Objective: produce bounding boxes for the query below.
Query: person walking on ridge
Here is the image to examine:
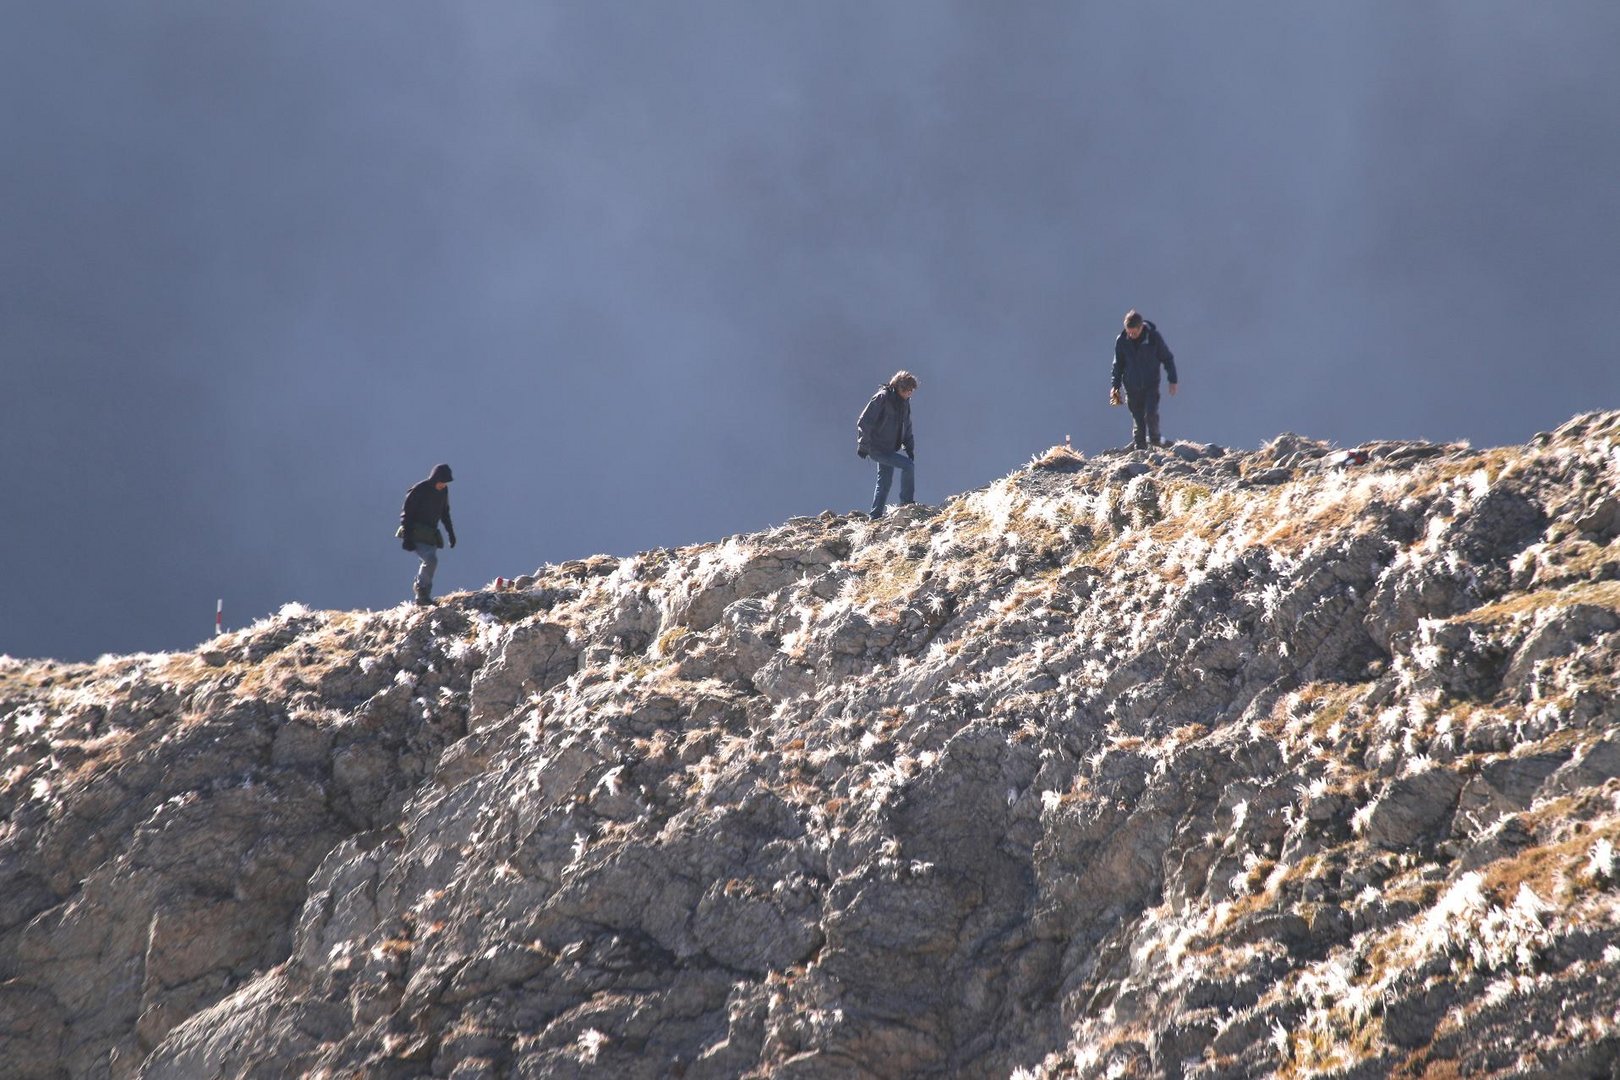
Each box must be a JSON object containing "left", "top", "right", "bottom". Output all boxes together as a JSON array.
[
  {"left": 856, "top": 371, "right": 918, "bottom": 519},
  {"left": 399, "top": 463, "right": 456, "bottom": 606},
  {"left": 1110, "top": 310, "right": 1178, "bottom": 450}
]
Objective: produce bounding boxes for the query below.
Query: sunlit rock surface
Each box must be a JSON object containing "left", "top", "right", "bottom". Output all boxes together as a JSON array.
[{"left": 4, "top": 412, "right": 1620, "bottom": 1078}]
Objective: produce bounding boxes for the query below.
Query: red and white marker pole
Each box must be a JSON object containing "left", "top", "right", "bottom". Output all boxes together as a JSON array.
[{"left": 215, "top": 599, "right": 223, "bottom": 637}]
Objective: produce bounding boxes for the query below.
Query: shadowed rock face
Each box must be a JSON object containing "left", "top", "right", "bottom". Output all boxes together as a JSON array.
[{"left": 4, "top": 413, "right": 1620, "bottom": 1079}]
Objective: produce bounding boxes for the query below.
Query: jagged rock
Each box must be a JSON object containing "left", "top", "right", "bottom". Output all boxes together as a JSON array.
[
  {"left": 1109, "top": 460, "right": 1151, "bottom": 482},
  {"left": 663, "top": 540, "right": 842, "bottom": 633},
  {"left": 1366, "top": 557, "right": 1476, "bottom": 653},
  {"left": 1502, "top": 602, "right": 1620, "bottom": 689},
  {"left": 4, "top": 414, "right": 1620, "bottom": 1078},
  {"left": 467, "top": 620, "right": 577, "bottom": 730},
  {"left": 1245, "top": 467, "right": 1292, "bottom": 486},
  {"left": 1574, "top": 496, "right": 1620, "bottom": 541},
  {"left": 1360, "top": 768, "right": 1466, "bottom": 849},
  {"left": 1383, "top": 979, "right": 1455, "bottom": 1048},
  {"left": 1453, "top": 750, "right": 1570, "bottom": 835},
  {"left": 1542, "top": 732, "right": 1620, "bottom": 798}
]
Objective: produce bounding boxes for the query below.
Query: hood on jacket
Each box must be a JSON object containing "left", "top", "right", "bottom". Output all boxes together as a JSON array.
[
  {"left": 1117, "top": 320, "right": 1157, "bottom": 345},
  {"left": 429, "top": 463, "right": 454, "bottom": 484}
]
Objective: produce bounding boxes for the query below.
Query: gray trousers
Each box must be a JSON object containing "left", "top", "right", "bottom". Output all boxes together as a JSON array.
[{"left": 413, "top": 545, "right": 439, "bottom": 599}]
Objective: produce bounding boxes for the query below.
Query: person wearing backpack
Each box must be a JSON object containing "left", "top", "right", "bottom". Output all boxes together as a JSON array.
[
  {"left": 398, "top": 463, "right": 456, "bottom": 606},
  {"left": 1109, "top": 310, "right": 1179, "bottom": 450},
  {"left": 856, "top": 371, "right": 918, "bottom": 518}
]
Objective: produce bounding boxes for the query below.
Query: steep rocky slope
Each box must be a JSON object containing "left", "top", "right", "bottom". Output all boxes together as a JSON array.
[{"left": 4, "top": 412, "right": 1620, "bottom": 1079}]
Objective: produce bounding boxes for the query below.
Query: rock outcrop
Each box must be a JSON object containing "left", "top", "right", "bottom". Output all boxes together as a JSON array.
[{"left": 4, "top": 412, "right": 1620, "bottom": 1078}]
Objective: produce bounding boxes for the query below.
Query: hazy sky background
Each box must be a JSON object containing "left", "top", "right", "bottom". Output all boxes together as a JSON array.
[{"left": 3, "top": 2, "right": 1618, "bottom": 661}]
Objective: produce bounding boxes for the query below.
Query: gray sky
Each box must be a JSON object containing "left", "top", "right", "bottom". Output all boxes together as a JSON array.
[{"left": 3, "top": 1, "right": 1618, "bottom": 661}]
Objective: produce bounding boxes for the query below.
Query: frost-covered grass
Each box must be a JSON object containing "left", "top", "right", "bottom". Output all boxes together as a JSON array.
[
  {"left": 1406, "top": 872, "right": 1551, "bottom": 972},
  {"left": 1279, "top": 839, "right": 1609, "bottom": 1072},
  {"left": 5, "top": 418, "right": 1619, "bottom": 1078},
  {"left": 231, "top": 601, "right": 322, "bottom": 639},
  {"left": 574, "top": 1027, "right": 608, "bottom": 1063}
]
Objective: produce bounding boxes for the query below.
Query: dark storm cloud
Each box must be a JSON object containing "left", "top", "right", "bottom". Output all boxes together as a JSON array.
[{"left": 3, "top": 1, "right": 1617, "bottom": 660}]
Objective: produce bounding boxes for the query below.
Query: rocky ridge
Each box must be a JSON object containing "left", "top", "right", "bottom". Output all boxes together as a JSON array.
[{"left": 3, "top": 412, "right": 1620, "bottom": 1078}]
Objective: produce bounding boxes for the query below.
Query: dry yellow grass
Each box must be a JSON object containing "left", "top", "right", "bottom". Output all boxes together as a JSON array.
[
  {"left": 846, "top": 549, "right": 929, "bottom": 613},
  {"left": 1456, "top": 580, "right": 1620, "bottom": 625},
  {"left": 1030, "top": 444, "right": 1086, "bottom": 470},
  {"left": 1476, "top": 813, "right": 1620, "bottom": 906}
]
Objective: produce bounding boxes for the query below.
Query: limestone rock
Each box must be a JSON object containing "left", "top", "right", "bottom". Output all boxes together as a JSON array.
[{"left": 2, "top": 413, "right": 1620, "bottom": 1078}]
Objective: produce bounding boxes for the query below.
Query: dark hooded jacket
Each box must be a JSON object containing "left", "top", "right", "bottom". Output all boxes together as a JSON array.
[
  {"left": 1111, "top": 320, "right": 1178, "bottom": 393},
  {"left": 400, "top": 464, "right": 455, "bottom": 549},
  {"left": 856, "top": 385, "right": 915, "bottom": 459}
]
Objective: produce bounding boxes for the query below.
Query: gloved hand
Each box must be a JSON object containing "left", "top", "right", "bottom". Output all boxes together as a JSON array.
[
  {"left": 857, "top": 449, "right": 868, "bottom": 459},
  {"left": 447, "top": 531, "right": 457, "bottom": 549},
  {"left": 402, "top": 537, "right": 416, "bottom": 551},
  {"left": 906, "top": 449, "right": 915, "bottom": 461}
]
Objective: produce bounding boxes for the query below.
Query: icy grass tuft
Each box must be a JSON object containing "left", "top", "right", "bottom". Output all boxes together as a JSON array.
[
  {"left": 575, "top": 1028, "right": 608, "bottom": 1063},
  {"left": 1588, "top": 837, "right": 1616, "bottom": 882},
  {"left": 1407, "top": 872, "right": 1552, "bottom": 973}
]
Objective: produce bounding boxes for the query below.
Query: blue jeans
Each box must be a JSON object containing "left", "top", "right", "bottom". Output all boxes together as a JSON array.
[
  {"left": 868, "top": 449, "right": 916, "bottom": 517},
  {"left": 413, "top": 544, "right": 438, "bottom": 599}
]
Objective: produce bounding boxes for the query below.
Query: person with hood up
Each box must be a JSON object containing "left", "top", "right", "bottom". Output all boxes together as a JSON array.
[
  {"left": 399, "top": 463, "right": 456, "bottom": 606},
  {"left": 1109, "top": 310, "right": 1179, "bottom": 450},
  {"left": 856, "top": 370, "right": 918, "bottom": 518}
]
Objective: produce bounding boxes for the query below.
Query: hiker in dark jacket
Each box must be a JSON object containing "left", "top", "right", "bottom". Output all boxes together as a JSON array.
[
  {"left": 1109, "top": 310, "right": 1179, "bottom": 450},
  {"left": 856, "top": 371, "right": 918, "bottom": 518},
  {"left": 399, "top": 463, "right": 456, "bottom": 606}
]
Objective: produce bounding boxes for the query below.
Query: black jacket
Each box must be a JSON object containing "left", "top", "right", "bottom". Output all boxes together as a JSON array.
[
  {"left": 1111, "top": 320, "right": 1178, "bottom": 392},
  {"left": 856, "top": 386, "right": 915, "bottom": 458},
  {"left": 401, "top": 466, "right": 455, "bottom": 548}
]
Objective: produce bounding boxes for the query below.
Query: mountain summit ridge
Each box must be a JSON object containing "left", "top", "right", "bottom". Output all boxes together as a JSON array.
[{"left": 4, "top": 412, "right": 1620, "bottom": 1078}]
